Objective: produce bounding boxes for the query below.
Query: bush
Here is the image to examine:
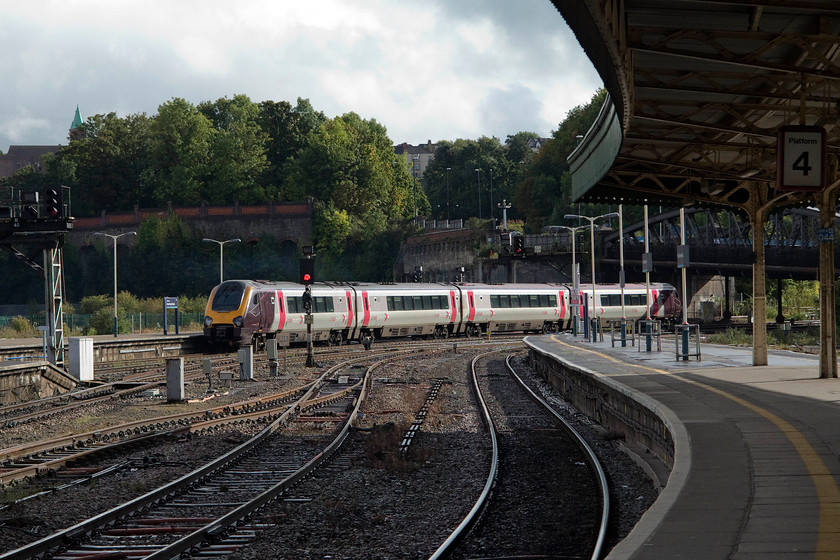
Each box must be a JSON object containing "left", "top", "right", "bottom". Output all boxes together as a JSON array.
[{"left": 9, "top": 315, "right": 36, "bottom": 335}]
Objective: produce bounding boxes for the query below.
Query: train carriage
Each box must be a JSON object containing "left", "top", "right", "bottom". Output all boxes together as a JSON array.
[
  {"left": 576, "top": 282, "right": 681, "bottom": 324},
  {"left": 460, "top": 283, "right": 569, "bottom": 336},
  {"left": 351, "top": 283, "right": 460, "bottom": 340}
]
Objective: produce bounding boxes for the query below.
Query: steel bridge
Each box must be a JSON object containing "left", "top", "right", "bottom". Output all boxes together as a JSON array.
[{"left": 601, "top": 207, "right": 833, "bottom": 281}]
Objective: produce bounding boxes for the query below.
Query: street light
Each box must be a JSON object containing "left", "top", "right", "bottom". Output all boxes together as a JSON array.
[
  {"left": 474, "top": 168, "right": 482, "bottom": 220},
  {"left": 94, "top": 231, "right": 137, "bottom": 337},
  {"left": 564, "top": 212, "right": 618, "bottom": 339},
  {"left": 497, "top": 199, "right": 512, "bottom": 231},
  {"left": 557, "top": 224, "right": 588, "bottom": 336},
  {"left": 412, "top": 156, "right": 419, "bottom": 223},
  {"left": 445, "top": 167, "right": 451, "bottom": 223},
  {"left": 202, "top": 238, "right": 242, "bottom": 284},
  {"left": 489, "top": 168, "right": 494, "bottom": 226}
]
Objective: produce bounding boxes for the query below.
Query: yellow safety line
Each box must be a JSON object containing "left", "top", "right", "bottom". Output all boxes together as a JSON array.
[{"left": 550, "top": 336, "right": 840, "bottom": 557}]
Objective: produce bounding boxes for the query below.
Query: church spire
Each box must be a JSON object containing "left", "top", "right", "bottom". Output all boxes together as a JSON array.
[{"left": 69, "top": 106, "right": 84, "bottom": 141}]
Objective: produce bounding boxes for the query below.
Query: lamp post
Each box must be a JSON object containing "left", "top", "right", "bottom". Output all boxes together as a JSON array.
[
  {"left": 557, "top": 224, "right": 588, "bottom": 336},
  {"left": 564, "top": 212, "right": 619, "bottom": 340},
  {"left": 412, "top": 156, "right": 419, "bottom": 223},
  {"left": 489, "top": 168, "right": 494, "bottom": 227},
  {"left": 474, "top": 168, "right": 481, "bottom": 220},
  {"left": 497, "top": 199, "right": 512, "bottom": 231},
  {"left": 445, "top": 167, "right": 451, "bottom": 223},
  {"left": 202, "top": 238, "right": 242, "bottom": 284},
  {"left": 94, "top": 231, "right": 137, "bottom": 337}
]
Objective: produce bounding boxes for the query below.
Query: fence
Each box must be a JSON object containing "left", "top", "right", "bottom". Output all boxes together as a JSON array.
[{"left": 0, "top": 313, "right": 204, "bottom": 334}]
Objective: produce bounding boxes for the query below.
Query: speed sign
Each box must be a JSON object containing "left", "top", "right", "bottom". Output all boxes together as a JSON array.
[{"left": 777, "top": 125, "right": 826, "bottom": 191}]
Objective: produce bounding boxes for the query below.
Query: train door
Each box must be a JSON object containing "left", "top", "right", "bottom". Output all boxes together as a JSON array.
[
  {"left": 361, "top": 291, "right": 371, "bottom": 331},
  {"left": 274, "top": 290, "right": 286, "bottom": 333}
]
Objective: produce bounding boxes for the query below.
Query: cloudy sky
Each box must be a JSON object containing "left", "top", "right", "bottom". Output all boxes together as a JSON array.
[{"left": 1, "top": 0, "right": 603, "bottom": 151}]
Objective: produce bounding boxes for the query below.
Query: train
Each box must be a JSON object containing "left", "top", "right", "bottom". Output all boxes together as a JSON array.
[{"left": 203, "top": 280, "right": 681, "bottom": 348}]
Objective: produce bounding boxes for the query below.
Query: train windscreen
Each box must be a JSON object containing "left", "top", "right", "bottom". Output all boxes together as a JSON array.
[{"left": 211, "top": 282, "right": 245, "bottom": 312}]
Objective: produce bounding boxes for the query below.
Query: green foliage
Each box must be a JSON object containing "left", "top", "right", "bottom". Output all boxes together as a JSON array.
[
  {"left": 78, "top": 295, "right": 113, "bottom": 315},
  {"left": 145, "top": 98, "right": 215, "bottom": 206},
  {"left": 9, "top": 316, "right": 35, "bottom": 335},
  {"left": 706, "top": 328, "right": 753, "bottom": 346}
]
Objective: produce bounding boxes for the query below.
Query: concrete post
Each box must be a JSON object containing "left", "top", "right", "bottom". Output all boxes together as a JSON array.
[
  {"left": 238, "top": 346, "right": 254, "bottom": 380},
  {"left": 166, "top": 358, "right": 185, "bottom": 402}
]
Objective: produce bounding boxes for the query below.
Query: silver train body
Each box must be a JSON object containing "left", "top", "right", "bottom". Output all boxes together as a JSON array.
[{"left": 203, "top": 280, "right": 681, "bottom": 347}]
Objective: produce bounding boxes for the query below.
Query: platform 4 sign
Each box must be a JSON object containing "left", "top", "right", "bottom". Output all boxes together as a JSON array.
[{"left": 777, "top": 125, "right": 826, "bottom": 191}]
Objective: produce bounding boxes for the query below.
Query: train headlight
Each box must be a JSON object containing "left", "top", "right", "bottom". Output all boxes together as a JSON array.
[
  {"left": 204, "top": 316, "right": 213, "bottom": 327},
  {"left": 233, "top": 316, "right": 244, "bottom": 328}
]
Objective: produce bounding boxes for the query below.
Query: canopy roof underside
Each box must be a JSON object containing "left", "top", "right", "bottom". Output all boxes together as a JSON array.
[{"left": 555, "top": 0, "right": 840, "bottom": 209}]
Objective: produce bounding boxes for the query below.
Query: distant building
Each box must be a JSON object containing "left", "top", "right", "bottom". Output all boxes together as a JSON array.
[
  {"left": 394, "top": 140, "right": 436, "bottom": 178},
  {"left": 527, "top": 137, "right": 551, "bottom": 152},
  {"left": 0, "top": 107, "right": 82, "bottom": 179}
]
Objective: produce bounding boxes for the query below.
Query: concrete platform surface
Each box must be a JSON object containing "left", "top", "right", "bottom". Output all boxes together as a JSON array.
[{"left": 525, "top": 334, "right": 840, "bottom": 560}]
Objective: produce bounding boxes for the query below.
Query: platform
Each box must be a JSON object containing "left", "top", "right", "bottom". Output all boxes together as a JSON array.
[{"left": 525, "top": 334, "right": 840, "bottom": 560}]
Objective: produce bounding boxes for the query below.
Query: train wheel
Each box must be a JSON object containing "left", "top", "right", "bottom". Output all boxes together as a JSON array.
[
  {"left": 328, "top": 331, "right": 342, "bottom": 346},
  {"left": 434, "top": 325, "right": 448, "bottom": 339}
]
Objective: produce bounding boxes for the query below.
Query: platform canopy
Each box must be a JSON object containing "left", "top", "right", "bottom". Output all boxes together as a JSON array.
[{"left": 554, "top": 1, "right": 840, "bottom": 209}]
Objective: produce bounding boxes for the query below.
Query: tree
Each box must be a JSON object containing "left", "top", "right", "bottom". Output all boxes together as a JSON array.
[
  {"left": 282, "top": 112, "right": 417, "bottom": 255},
  {"left": 144, "top": 98, "right": 214, "bottom": 207},
  {"left": 422, "top": 136, "right": 519, "bottom": 223},
  {"left": 258, "top": 97, "right": 326, "bottom": 197},
  {"left": 513, "top": 89, "right": 612, "bottom": 231},
  {"left": 198, "top": 94, "right": 269, "bottom": 204},
  {"left": 44, "top": 112, "right": 152, "bottom": 215}
]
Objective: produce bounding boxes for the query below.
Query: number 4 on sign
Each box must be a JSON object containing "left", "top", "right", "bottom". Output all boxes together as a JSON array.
[
  {"left": 792, "top": 151, "right": 812, "bottom": 176},
  {"left": 777, "top": 125, "right": 825, "bottom": 192}
]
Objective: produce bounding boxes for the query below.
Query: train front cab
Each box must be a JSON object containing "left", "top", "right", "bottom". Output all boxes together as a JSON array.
[{"left": 204, "top": 280, "right": 251, "bottom": 345}]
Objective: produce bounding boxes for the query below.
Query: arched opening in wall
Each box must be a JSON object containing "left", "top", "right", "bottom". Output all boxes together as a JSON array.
[{"left": 276, "top": 239, "right": 299, "bottom": 280}]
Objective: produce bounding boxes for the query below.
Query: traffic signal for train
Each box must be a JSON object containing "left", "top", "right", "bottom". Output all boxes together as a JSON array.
[
  {"left": 299, "top": 257, "right": 315, "bottom": 285},
  {"left": 513, "top": 235, "right": 525, "bottom": 256},
  {"left": 44, "top": 187, "right": 62, "bottom": 218}
]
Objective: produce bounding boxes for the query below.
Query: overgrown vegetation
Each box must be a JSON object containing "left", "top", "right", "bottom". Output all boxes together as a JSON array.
[{"left": 2, "top": 89, "right": 623, "bottom": 304}]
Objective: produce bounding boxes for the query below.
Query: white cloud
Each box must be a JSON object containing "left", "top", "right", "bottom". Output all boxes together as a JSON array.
[{"left": 0, "top": 0, "right": 603, "bottom": 150}]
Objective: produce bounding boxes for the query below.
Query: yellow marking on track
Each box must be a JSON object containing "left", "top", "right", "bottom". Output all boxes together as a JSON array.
[{"left": 549, "top": 335, "right": 840, "bottom": 557}]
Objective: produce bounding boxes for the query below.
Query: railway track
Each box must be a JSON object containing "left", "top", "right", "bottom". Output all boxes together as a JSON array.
[
  {"left": 0, "top": 351, "right": 382, "bottom": 560},
  {"left": 430, "top": 351, "right": 609, "bottom": 560}
]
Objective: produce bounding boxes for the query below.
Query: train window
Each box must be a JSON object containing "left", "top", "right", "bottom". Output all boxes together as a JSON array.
[
  {"left": 212, "top": 282, "right": 245, "bottom": 312},
  {"left": 500, "top": 295, "right": 511, "bottom": 308},
  {"left": 311, "top": 297, "right": 334, "bottom": 313},
  {"left": 402, "top": 296, "right": 413, "bottom": 310},
  {"left": 490, "top": 295, "right": 499, "bottom": 308},
  {"left": 538, "top": 295, "right": 549, "bottom": 307},
  {"left": 528, "top": 295, "right": 539, "bottom": 307},
  {"left": 413, "top": 296, "right": 423, "bottom": 310},
  {"left": 423, "top": 295, "right": 432, "bottom": 309},
  {"left": 287, "top": 297, "right": 301, "bottom": 314},
  {"left": 628, "top": 294, "right": 643, "bottom": 305}
]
